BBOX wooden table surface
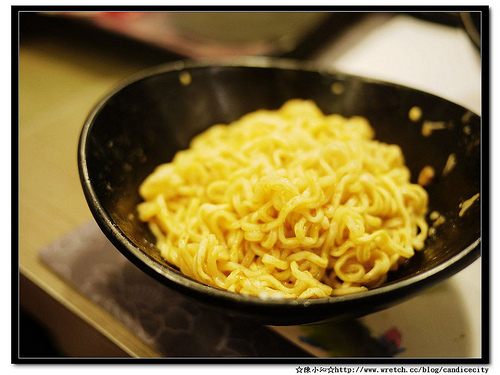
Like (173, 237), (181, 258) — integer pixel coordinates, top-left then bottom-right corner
(18, 14), (178, 357)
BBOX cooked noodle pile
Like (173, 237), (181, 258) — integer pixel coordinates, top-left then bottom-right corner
(137, 99), (429, 298)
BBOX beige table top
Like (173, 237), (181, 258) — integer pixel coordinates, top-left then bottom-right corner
(18, 16), (174, 357)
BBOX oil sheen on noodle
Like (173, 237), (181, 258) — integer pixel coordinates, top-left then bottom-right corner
(137, 100), (429, 299)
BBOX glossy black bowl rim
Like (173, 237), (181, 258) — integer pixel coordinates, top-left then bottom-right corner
(78, 57), (481, 312)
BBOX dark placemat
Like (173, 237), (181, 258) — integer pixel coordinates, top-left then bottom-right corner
(38, 220), (311, 358)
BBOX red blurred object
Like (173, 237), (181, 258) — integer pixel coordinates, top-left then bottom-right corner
(381, 327), (403, 349)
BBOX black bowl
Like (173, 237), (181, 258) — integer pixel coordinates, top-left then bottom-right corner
(78, 58), (481, 325)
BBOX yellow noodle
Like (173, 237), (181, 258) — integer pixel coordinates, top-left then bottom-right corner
(137, 99), (429, 299)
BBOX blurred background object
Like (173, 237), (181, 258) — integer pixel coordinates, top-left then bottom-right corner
(23, 11), (365, 59)
(24, 11), (482, 59)
(460, 12), (481, 48)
